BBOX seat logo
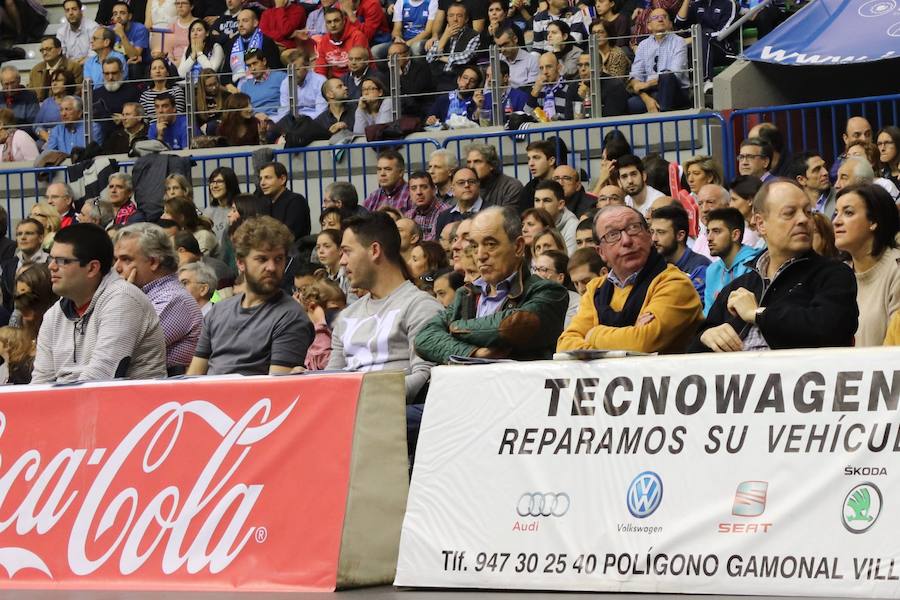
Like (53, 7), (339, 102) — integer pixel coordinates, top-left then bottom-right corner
(732, 481), (768, 517)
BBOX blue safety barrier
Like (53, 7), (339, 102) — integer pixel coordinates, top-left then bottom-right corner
(724, 93), (900, 180)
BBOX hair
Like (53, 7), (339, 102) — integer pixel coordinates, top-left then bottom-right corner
(842, 156), (875, 183)
(376, 206), (403, 221)
(445, 1), (468, 18)
(232, 193), (269, 222)
(329, 181), (359, 211)
(149, 56), (178, 87)
(258, 161), (287, 180)
(810, 212), (839, 259)
(165, 173), (193, 200)
(755, 124), (784, 155)
(31, 201), (61, 233)
(96, 27), (116, 47)
(538, 249), (573, 288)
(218, 92), (259, 146)
(297, 278), (346, 311)
(50, 69), (76, 97)
(751, 177), (806, 216)
(465, 143), (500, 171)
(480, 206), (522, 243)
(41, 35), (62, 48)
(729, 174), (763, 201)
(846, 140), (880, 168)
(154, 92), (176, 108)
(53, 223), (115, 274)
(319, 206), (343, 227)
(526, 139), (557, 160)
(548, 19), (572, 41)
(0, 327), (33, 374)
(376, 149), (405, 169)
(243, 48), (266, 64)
(534, 179), (565, 200)
(616, 154), (644, 173)
(17, 217), (45, 237)
(196, 68), (228, 120)
(207, 166), (240, 207)
(706, 207), (745, 238)
(837, 183), (900, 257)
(115, 223), (179, 273)
(568, 246), (606, 273)
(164, 196), (206, 233)
(784, 151), (821, 182)
(343, 211), (409, 276)
(602, 130), (632, 160)
(531, 227), (567, 255)
(877, 126), (900, 171)
(408, 170), (434, 187)
(178, 261), (218, 300)
(14, 262), (57, 340)
(650, 203), (690, 237)
(323, 5), (344, 18)
(359, 76), (386, 114)
(0, 108), (14, 126)
(62, 95), (83, 115)
(317, 227), (342, 250)
(173, 230), (201, 255)
(642, 153), (670, 195)
(232, 215), (294, 259)
(683, 155), (723, 186)
(183, 19), (214, 62)
(429, 148), (458, 170)
(521, 207), (556, 234)
(575, 217), (595, 234)
(81, 198), (115, 228)
(416, 240), (450, 273)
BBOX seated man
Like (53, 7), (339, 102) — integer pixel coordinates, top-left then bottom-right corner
(558, 205), (703, 353)
(567, 247), (607, 295)
(327, 211), (442, 402)
(147, 93), (193, 150)
(31, 223), (167, 383)
(188, 216), (314, 375)
(626, 8), (689, 114)
(237, 48), (287, 123)
(416, 206), (568, 363)
(533, 180), (578, 254)
(425, 64), (481, 127)
(101, 101), (148, 155)
(45, 95), (103, 155)
(650, 204), (709, 298)
(737, 136), (774, 182)
(703, 206), (759, 315)
(276, 50), (327, 121)
(690, 180), (858, 352)
(526, 52), (570, 121)
(424, 2), (480, 91)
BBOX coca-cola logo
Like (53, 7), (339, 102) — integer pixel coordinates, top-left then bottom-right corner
(0, 397), (297, 579)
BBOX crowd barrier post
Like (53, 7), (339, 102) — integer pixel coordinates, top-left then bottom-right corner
(588, 34), (604, 119)
(690, 24), (704, 110)
(389, 53), (401, 122)
(82, 78), (94, 145)
(488, 44), (503, 126)
(287, 67), (297, 118)
(185, 76), (196, 150)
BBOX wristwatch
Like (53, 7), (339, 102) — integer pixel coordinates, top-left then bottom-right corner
(754, 307), (766, 321)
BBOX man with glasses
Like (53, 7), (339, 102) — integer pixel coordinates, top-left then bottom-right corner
(32, 223), (167, 383)
(425, 64), (482, 126)
(553, 165), (595, 217)
(494, 26), (537, 87)
(626, 8), (689, 114)
(84, 26), (128, 87)
(435, 166), (485, 236)
(417, 205), (568, 364)
(30, 36), (84, 101)
(736, 137), (774, 182)
(558, 204), (702, 353)
(46, 182), (78, 229)
(92, 58), (142, 139)
(595, 184), (627, 209)
(0, 67), (39, 128)
(564, 49), (627, 119)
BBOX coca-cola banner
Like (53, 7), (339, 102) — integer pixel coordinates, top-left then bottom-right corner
(0, 372), (409, 591)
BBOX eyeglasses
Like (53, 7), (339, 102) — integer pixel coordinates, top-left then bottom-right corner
(737, 153), (763, 161)
(554, 175), (576, 182)
(49, 255), (82, 266)
(877, 141), (896, 147)
(454, 178), (479, 186)
(40, 47), (55, 53)
(597, 194), (622, 202)
(208, 178), (225, 184)
(599, 221), (646, 244)
(531, 265), (556, 275)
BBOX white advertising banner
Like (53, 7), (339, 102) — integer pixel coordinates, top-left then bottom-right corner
(396, 348), (900, 596)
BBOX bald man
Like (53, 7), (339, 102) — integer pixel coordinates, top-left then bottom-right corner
(527, 52), (570, 120)
(693, 183), (730, 259)
(553, 165), (597, 217)
(227, 8), (283, 83)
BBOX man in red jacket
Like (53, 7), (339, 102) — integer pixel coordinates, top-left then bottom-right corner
(314, 7), (369, 78)
(340, 0), (390, 44)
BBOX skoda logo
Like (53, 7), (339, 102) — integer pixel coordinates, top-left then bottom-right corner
(516, 492), (571, 517)
(627, 471), (663, 518)
(842, 482), (882, 534)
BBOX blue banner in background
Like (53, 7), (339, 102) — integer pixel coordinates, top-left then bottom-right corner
(743, 0), (900, 65)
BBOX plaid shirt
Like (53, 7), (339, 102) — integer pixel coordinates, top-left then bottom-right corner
(630, 31), (689, 87)
(405, 200), (450, 241)
(364, 181), (412, 212)
(142, 273), (202, 368)
(426, 27), (480, 73)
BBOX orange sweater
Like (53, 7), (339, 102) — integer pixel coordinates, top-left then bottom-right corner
(557, 264), (703, 354)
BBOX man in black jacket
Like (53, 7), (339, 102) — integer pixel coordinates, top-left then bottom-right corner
(690, 179), (858, 352)
(257, 161), (311, 241)
(387, 41), (435, 120)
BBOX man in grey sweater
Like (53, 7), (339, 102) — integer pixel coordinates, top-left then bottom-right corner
(326, 211), (442, 403)
(32, 224), (167, 383)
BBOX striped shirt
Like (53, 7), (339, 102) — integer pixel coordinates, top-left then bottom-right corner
(139, 86), (187, 121)
(142, 273), (202, 369)
(426, 27), (480, 73)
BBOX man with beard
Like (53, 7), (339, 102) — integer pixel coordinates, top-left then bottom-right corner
(56, 0), (99, 62)
(93, 58), (141, 139)
(188, 216), (314, 375)
(314, 7), (368, 79)
(227, 9), (283, 84)
(617, 154), (665, 217)
(425, 64), (481, 126)
(110, 2), (150, 69)
(650, 203), (709, 298)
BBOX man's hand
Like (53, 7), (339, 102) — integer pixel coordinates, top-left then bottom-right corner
(472, 347), (509, 359)
(425, 37), (438, 51)
(641, 93), (660, 113)
(727, 287), (759, 323)
(157, 119), (168, 138)
(472, 89), (484, 109)
(577, 82), (589, 100)
(224, 83), (240, 94)
(700, 323), (743, 352)
(203, 15), (217, 25)
(292, 29), (309, 41)
(636, 311), (655, 326)
(113, 22), (126, 38)
(329, 121), (348, 133)
(425, 115), (439, 126)
(112, 112), (123, 125)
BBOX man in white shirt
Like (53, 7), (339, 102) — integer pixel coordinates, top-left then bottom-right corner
(56, 0), (99, 63)
(275, 50), (327, 121)
(618, 154), (665, 216)
(494, 26), (538, 87)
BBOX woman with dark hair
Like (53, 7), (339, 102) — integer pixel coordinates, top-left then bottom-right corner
(214, 93), (261, 146)
(178, 19), (225, 82)
(728, 174), (763, 248)
(546, 20), (582, 78)
(810, 213), (838, 259)
(12, 262), (57, 342)
(521, 208), (556, 247)
(205, 166), (240, 243)
(876, 126), (900, 187)
(589, 19), (632, 79)
(163, 195), (219, 256)
(407, 240), (449, 293)
(594, 0), (630, 44)
(353, 77), (393, 134)
(34, 70), (75, 144)
(140, 57), (186, 120)
(196, 69), (230, 129)
(480, 0), (525, 48)
(530, 248), (580, 326)
(592, 130), (634, 193)
(227, 193), (270, 235)
(532, 228), (568, 257)
(833, 183), (900, 346)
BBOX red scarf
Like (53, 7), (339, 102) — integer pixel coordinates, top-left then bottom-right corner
(114, 201), (137, 226)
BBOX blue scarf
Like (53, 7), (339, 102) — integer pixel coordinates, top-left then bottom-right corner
(446, 91), (472, 120)
(229, 27), (263, 80)
(541, 78), (565, 118)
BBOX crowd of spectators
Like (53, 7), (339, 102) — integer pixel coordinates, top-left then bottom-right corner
(0, 112), (897, 459)
(0, 0), (803, 163)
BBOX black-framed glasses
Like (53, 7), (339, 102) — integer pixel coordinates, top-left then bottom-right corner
(49, 255), (82, 266)
(737, 153), (763, 161)
(599, 222), (646, 245)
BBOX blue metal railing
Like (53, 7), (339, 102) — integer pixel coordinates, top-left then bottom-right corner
(724, 92), (900, 180)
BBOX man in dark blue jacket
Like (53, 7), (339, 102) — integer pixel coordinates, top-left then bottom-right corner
(675, 0), (738, 87)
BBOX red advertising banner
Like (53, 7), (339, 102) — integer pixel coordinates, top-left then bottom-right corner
(0, 372), (409, 592)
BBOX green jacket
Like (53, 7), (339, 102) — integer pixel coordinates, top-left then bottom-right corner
(415, 265), (568, 364)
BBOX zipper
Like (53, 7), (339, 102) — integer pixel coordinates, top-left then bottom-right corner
(738, 255), (809, 338)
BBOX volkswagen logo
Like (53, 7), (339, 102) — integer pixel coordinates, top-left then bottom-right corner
(516, 492), (571, 517)
(627, 471), (663, 518)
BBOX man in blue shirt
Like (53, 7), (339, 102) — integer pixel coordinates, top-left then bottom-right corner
(83, 28), (128, 88)
(111, 2), (150, 69)
(703, 207), (760, 315)
(147, 93), (191, 150)
(650, 203), (710, 298)
(626, 8), (689, 114)
(46, 95), (104, 154)
(238, 49), (286, 120)
(275, 50), (326, 122)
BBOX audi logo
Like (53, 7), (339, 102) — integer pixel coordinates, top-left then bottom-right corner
(516, 492), (571, 517)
